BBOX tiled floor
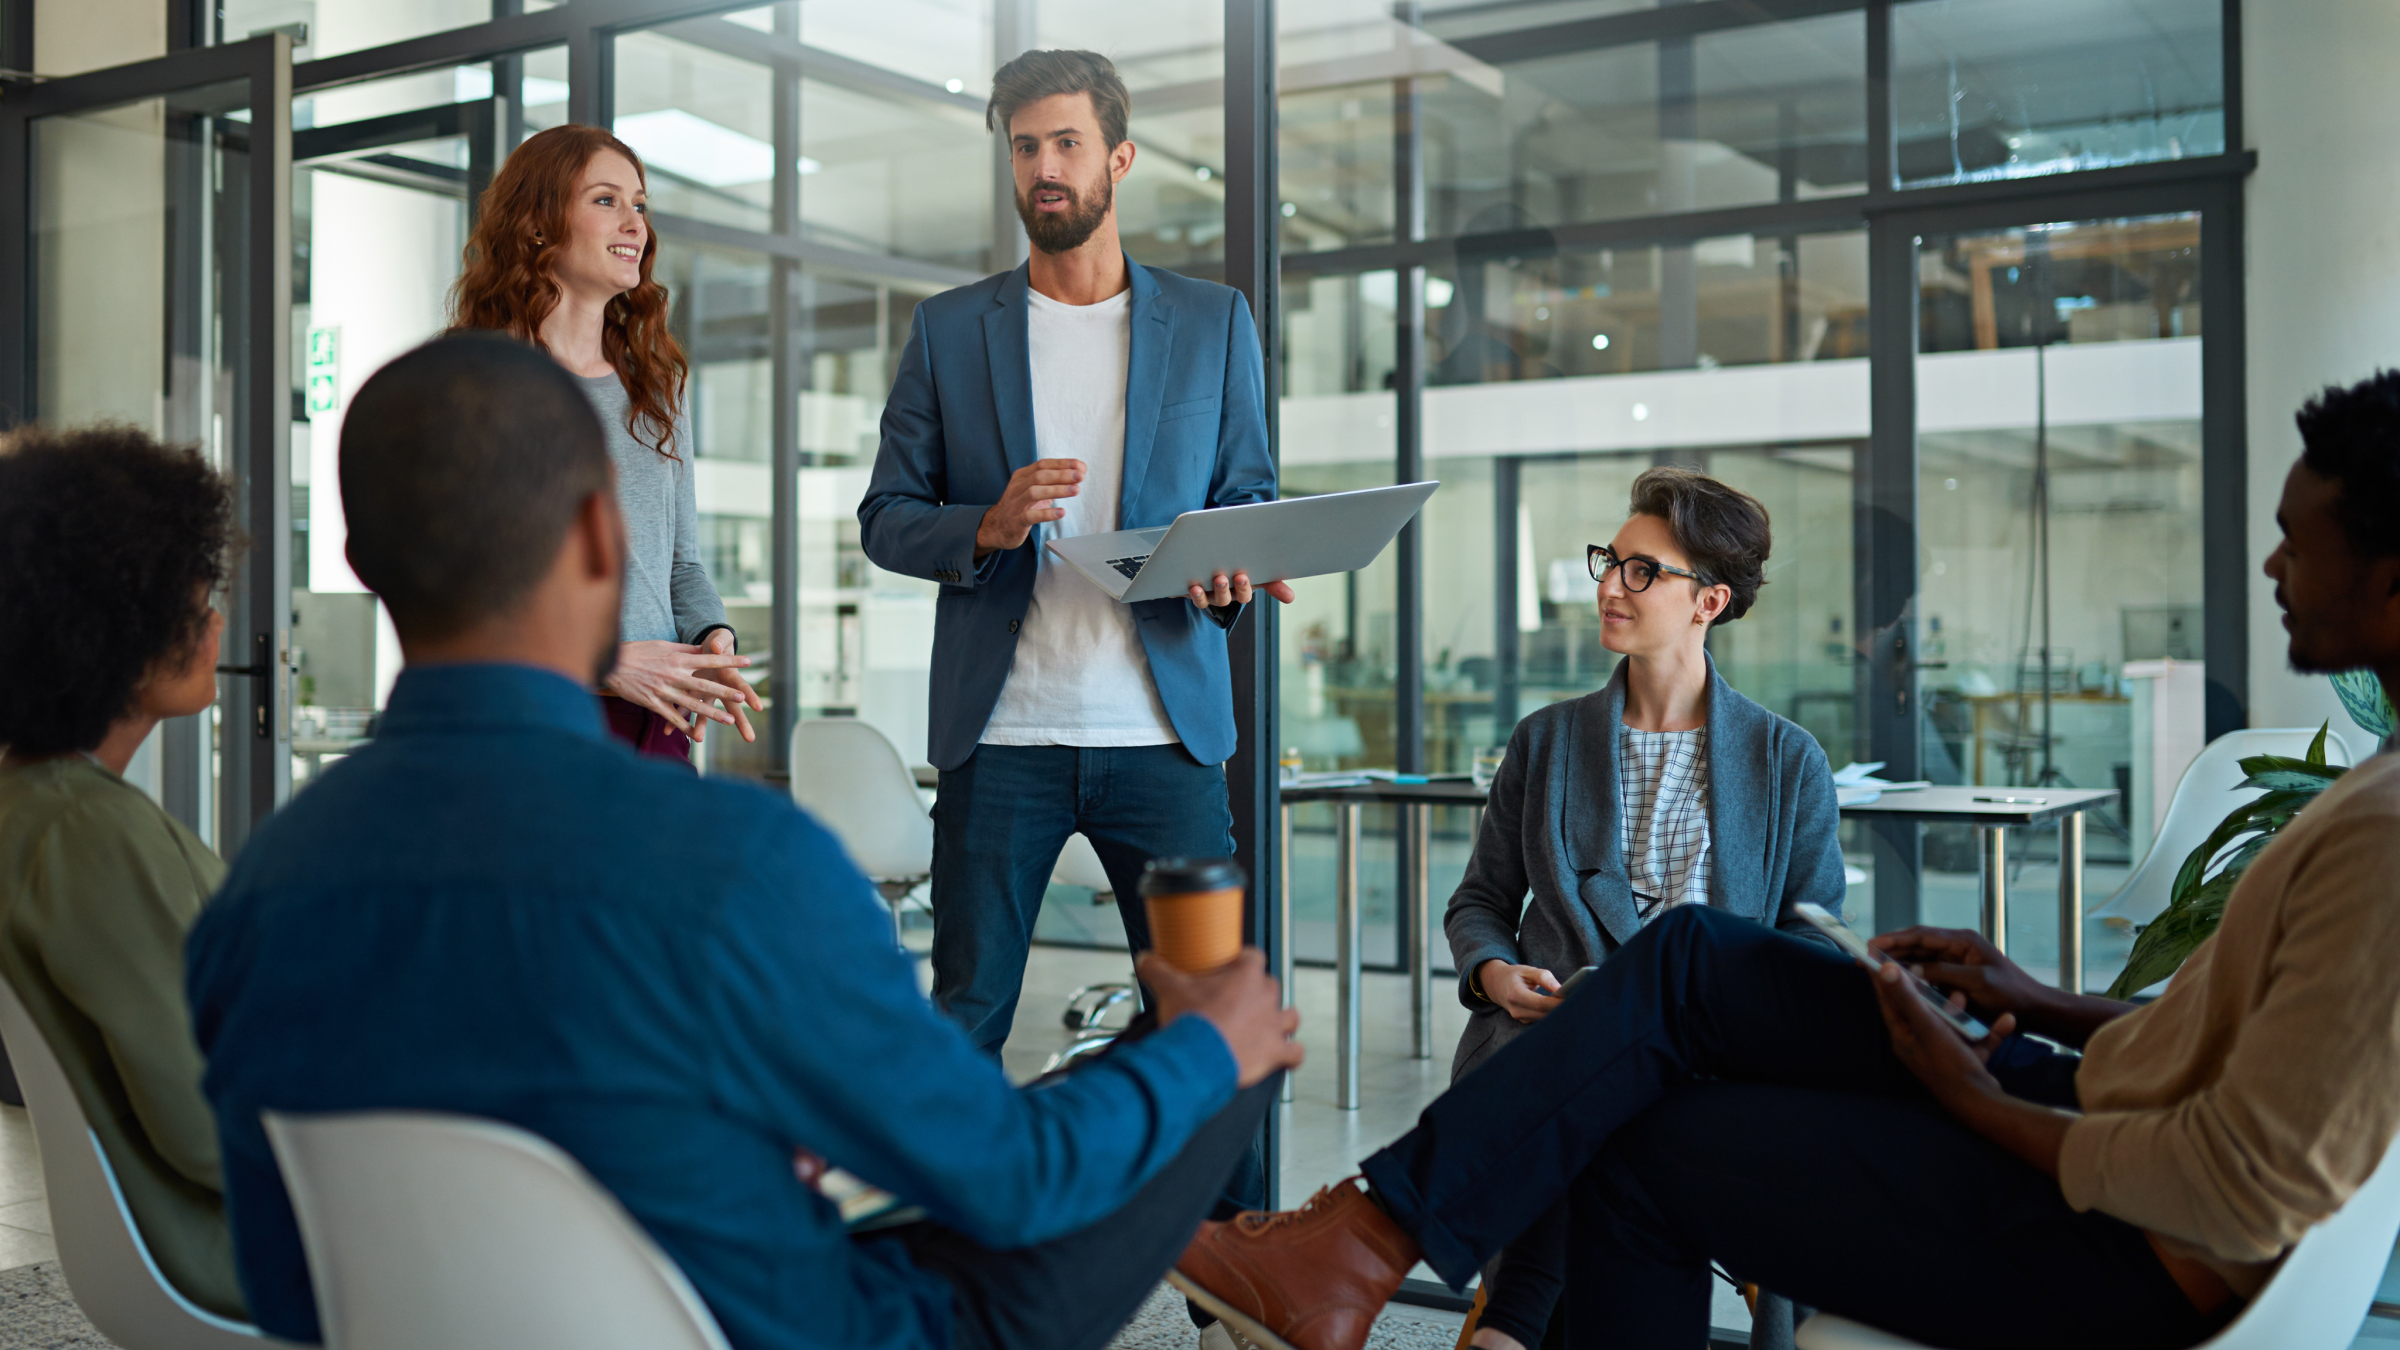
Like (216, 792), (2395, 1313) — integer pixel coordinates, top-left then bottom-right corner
(0, 1107), (56, 1273)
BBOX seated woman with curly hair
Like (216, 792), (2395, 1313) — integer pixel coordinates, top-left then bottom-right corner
(0, 424), (246, 1319)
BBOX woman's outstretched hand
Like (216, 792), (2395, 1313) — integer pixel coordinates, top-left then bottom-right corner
(603, 639), (754, 740)
(690, 628), (763, 743)
(1477, 959), (1564, 1024)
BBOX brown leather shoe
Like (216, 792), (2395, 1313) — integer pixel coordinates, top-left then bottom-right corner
(1168, 1178), (1422, 1350)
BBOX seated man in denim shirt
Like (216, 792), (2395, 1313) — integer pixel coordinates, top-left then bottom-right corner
(187, 333), (1300, 1350)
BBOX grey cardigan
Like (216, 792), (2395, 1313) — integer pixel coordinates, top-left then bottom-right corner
(1444, 656), (1850, 1082)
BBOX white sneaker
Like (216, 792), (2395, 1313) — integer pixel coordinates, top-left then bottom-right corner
(1198, 1320), (1265, 1350)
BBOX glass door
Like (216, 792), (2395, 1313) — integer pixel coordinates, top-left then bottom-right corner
(288, 92), (488, 792)
(1908, 211), (2206, 990)
(2, 36), (294, 852)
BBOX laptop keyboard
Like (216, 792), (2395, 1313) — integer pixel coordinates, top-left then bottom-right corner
(1106, 555), (1150, 580)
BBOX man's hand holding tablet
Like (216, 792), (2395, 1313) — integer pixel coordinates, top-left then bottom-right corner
(1793, 903), (1990, 1040)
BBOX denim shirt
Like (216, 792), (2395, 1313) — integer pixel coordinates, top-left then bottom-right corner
(187, 663), (1236, 1349)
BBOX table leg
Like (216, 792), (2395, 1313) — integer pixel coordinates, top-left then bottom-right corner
(1337, 802), (1361, 1111)
(1979, 824), (2009, 954)
(2057, 811), (2085, 994)
(1410, 803), (1432, 1060)
(1279, 802), (1294, 1105)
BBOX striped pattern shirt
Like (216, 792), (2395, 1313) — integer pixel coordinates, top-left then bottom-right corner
(1618, 722), (1712, 922)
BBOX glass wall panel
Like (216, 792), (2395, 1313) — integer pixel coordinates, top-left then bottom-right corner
(797, 79), (992, 271)
(32, 82), (252, 841)
(794, 270), (948, 765)
(1277, 6), (1865, 252)
(290, 114), (472, 791)
(1423, 228), (1867, 381)
(659, 241), (776, 775)
(614, 28), (776, 233)
(220, 0), (490, 61)
(1913, 214), (2206, 992)
(1894, 0), (2225, 188)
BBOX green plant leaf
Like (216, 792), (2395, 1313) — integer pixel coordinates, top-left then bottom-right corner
(2169, 788), (2315, 900)
(2113, 849), (2257, 998)
(2239, 768), (2344, 792)
(2332, 673), (2397, 742)
(2236, 753), (2341, 780)
(2309, 721), (2329, 767)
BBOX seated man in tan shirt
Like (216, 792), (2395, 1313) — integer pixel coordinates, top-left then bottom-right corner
(1171, 369), (2400, 1350)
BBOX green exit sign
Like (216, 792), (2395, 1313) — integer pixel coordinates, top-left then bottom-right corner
(305, 326), (340, 414)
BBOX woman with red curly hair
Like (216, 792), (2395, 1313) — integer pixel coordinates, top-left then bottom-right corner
(451, 123), (762, 765)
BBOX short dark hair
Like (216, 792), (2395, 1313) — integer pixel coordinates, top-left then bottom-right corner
(340, 334), (610, 642)
(987, 49), (1131, 149)
(0, 425), (236, 757)
(1627, 465), (1773, 625)
(2295, 370), (2400, 560)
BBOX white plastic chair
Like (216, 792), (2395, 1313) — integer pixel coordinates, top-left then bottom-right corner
(2094, 727), (2358, 931)
(261, 1110), (731, 1350)
(0, 974), (286, 1348)
(790, 718), (935, 945)
(1797, 1130), (2400, 1350)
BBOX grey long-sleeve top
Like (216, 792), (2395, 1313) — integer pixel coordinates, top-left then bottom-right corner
(1444, 656), (1850, 1082)
(580, 372), (730, 645)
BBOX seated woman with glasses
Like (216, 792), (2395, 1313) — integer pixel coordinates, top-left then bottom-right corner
(1449, 466), (1848, 1350)
(0, 425), (248, 1319)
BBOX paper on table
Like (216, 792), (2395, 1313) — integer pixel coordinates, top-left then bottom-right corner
(1832, 762), (1933, 807)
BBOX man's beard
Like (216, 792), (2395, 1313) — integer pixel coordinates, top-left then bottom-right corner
(1017, 171), (1112, 255)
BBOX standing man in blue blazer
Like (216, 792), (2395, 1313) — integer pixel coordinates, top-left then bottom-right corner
(858, 49), (1293, 1059)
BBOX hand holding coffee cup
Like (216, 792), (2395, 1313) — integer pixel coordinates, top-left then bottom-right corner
(1138, 857), (1248, 973)
(1138, 948), (1302, 1087)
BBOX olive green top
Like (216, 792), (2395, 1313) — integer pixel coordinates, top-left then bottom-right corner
(0, 755), (245, 1318)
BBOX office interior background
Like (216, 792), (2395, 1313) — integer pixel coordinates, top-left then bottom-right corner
(6, 0), (2400, 1335)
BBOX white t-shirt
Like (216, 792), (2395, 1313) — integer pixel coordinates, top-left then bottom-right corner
(980, 287), (1180, 747)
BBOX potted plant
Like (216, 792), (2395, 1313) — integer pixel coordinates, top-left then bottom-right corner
(2108, 670), (2397, 998)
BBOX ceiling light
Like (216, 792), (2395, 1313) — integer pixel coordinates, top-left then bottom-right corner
(1631, 403), (1649, 421)
(613, 109), (772, 187)
(1280, 202), (1297, 217)
(1591, 333), (1611, 350)
(1195, 166), (1213, 181)
(945, 78), (965, 94)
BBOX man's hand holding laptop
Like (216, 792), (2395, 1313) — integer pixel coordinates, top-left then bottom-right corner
(1186, 570), (1296, 608)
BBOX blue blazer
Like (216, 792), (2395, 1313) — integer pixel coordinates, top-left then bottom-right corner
(857, 258), (1275, 769)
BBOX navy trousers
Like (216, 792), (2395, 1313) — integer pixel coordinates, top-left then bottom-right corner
(930, 742), (1262, 1217)
(1362, 906), (2231, 1350)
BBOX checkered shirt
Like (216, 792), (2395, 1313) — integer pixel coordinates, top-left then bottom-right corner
(1618, 722), (1712, 923)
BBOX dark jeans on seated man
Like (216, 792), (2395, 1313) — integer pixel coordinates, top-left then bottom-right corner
(894, 1030), (1276, 1350)
(1361, 906), (2224, 1350)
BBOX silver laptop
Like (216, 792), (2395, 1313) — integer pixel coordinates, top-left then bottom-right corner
(1047, 481), (1438, 603)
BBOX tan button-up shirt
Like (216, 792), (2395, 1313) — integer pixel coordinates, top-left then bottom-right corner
(2063, 749), (2400, 1297)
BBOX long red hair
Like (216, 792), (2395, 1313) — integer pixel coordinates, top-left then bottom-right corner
(450, 124), (688, 459)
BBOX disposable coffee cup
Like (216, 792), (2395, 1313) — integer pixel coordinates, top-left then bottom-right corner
(1139, 857), (1248, 973)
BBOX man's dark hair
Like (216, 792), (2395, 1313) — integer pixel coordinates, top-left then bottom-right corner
(987, 49), (1131, 149)
(0, 425), (237, 757)
(1627, 465), (1773, 625)
(2295, 370), (2400, 560)
(341, 333), (610, 641)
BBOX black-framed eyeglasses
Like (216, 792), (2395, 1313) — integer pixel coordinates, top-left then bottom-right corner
(1588, 545), (1708, 592)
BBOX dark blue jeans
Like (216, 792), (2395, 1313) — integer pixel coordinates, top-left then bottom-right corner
(931, 742), (1233, 1050)
(930, 742), (1261, 1222)
(1362, 906), (2231, 1350)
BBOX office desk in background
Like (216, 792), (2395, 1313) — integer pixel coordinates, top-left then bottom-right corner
(1840, 786), (2119, 995)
